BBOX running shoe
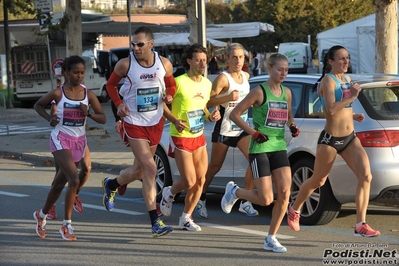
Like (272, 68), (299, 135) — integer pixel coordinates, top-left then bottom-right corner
(156, 203), (163, 217)
(73, 196), (83, 213)
(152, 218), (173, 237)
(117, 170), (127, 196)
(264, 237), (287, 253)
(221, 181), (239, 214)
(102, 177), (117, 211)
(59, 224), (77, 241)
(287, 203), (301, 232)
(47, 205), (57, 220)
(195, 199), (208, 218)
(239, 201), (259, 216)
(179, 216), (202, 231)
(33, 210), (46, 238)
(160, 186), (174, 217)
(354, 223), (381, 237)
(118, 184), (128, 196)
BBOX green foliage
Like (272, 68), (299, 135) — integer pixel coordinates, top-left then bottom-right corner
(0, 0), (36, 20)
(229, 0), (375, 54)
(1, 0), (376, 56)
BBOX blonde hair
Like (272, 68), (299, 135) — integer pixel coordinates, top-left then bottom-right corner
(267, 53), (288, 67)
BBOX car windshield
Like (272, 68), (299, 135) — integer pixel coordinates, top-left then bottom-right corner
(353, 75), (399, 120)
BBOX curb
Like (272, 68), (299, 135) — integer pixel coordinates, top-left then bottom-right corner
(0, 150), (126, 174)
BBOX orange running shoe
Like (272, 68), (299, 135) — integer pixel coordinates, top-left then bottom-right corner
(33, 210), (46, 238)
(287, 203), (301, 232)
(354, 223), (381, 237)
(118, 184), (128, 196)
(156, 203), (163, 217)
(73, 196), (83, 213)
(59, 224), (77, 241)
(47, 205), (57, 220)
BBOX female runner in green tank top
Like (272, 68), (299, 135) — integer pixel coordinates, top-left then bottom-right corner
(227, 53), (299, 253)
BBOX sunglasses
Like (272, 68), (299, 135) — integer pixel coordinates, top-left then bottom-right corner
(131, 40), (153, 48)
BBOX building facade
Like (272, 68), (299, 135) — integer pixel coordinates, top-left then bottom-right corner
(52, 0), (171, 10)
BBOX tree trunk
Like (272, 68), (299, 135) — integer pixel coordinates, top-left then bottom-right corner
(375, 0), (398, 73)
(65, 0), (82, 57)
(186, 0), (198, 44)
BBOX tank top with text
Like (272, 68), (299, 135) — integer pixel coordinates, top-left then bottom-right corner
(170, 74), (212, 138)
(119, 51), (166, 126)
(216, 71), (250, 137)
(249, 83), (288, 153)
(52, 85), (88, 138)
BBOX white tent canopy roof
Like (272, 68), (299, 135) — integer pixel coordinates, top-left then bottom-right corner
(206, 22), (274, 39)
(154, 32), (227, 47)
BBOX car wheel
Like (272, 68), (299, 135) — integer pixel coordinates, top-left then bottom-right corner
(98, 86), (110, 103)
(154, 146), (172, 202)
(290, 157), (341, 225)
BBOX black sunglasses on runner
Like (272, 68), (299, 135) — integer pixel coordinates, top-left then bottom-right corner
(131, 40), (152, 48)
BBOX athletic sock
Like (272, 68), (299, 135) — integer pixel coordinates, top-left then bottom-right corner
(200, 193), (206, 201)
(108, 178), (120, 191)
(356, 221), (366, 228)
(63, 219), (72, 226)
(182, 212), (191, 220)
(39, 209), (47, 218)
(149, 210), (158, 226)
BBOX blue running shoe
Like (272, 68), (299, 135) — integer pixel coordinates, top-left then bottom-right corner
(152, 218), (173, 237)
(239, 201), (259, 216)
(102, 177), (117, 211)
(264, 237), (287, 253)
(221, 181), (239, 214)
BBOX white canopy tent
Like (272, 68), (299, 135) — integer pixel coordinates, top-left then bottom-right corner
(316, 14), (375, 73)
(206, 22), (274, 39)
(154, 32), (227, 47)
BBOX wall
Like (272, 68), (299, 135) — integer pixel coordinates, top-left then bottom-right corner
(99, 14), (187, 51)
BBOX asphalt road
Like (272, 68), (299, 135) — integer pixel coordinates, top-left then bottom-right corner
(0, 155), (398, 266)
(0, 103), (398, 266)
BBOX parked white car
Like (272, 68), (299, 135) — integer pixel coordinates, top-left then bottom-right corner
(153, 74), (399, 225)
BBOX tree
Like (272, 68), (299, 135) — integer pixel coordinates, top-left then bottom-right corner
(65, 0), (82, 56)
(375, 0), (398, 73)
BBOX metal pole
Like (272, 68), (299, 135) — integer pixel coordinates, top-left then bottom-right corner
(3, 0), (13, 108)
(197, 0), (207, 76)
(46, 35), (55, 91)
(197, 0), (206, 48)
(127, 0), (132, 53)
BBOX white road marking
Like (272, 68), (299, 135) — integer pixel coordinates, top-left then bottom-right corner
(0, 191), (29, 197)
(198, 222), (296, 239)
(82, 203), (145, 215)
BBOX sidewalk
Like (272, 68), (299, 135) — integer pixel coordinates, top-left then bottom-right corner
(0, 108), (134, 173)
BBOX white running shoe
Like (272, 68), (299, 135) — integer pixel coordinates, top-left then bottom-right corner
(264, 237), (287, 253)
(195, 200), (208, 218)
(160, 186), (174, 217)
(239, 201), (259, 216)
(179, 216), (202, 232)
(221, 181), (239, 214)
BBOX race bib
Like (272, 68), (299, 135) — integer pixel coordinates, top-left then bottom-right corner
(62, 102), (85, 127)
(187, 109), (205, 134)
(137, 87), (159, 112)
(231, 110), (248, 131)
(340, 82), (352, 108)
(265, 100), (288, 129)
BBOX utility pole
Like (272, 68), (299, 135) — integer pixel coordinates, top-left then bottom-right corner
(3, 0), (13, 108)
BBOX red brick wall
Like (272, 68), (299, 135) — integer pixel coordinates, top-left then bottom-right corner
(101, 14), (187, 50)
